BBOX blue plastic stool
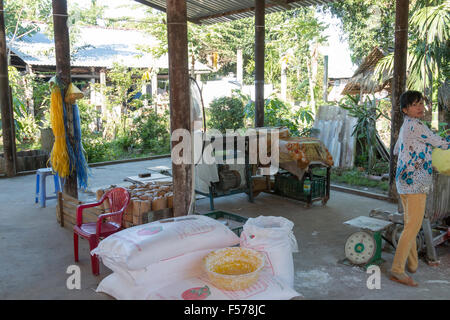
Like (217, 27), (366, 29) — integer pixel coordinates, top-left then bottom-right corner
(35, 168), (63, 208)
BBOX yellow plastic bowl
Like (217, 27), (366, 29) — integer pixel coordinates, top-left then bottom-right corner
(203, 247), (265, 291)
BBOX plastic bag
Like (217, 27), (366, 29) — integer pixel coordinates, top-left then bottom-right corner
(432, 148), (450, 176)
(240, 216), (298, 288)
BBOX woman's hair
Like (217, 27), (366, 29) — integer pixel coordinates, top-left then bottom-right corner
(400, 90), (423, 110)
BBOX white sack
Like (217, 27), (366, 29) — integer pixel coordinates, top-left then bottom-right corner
(240, 216), (298, 288)
(146, 270), (302, 300)
(96, 272), (148, 300)
(97, 270), (301, 300)
(91, 215), (239, 270)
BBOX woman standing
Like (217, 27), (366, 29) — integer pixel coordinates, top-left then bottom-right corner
(390, 90), (450, 287)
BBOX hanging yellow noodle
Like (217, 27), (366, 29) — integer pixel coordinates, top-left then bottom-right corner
(49, 84), (70, 178)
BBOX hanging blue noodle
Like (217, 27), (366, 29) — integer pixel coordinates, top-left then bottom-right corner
(72, 103), (90, 190)
(61, 89), (76, 173)
(61, 89), (90, 190)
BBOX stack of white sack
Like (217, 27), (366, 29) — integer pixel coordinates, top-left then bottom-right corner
(95, 214), (302, 300)
(93, 215), (240, 299)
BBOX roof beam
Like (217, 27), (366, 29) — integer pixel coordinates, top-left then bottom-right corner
(135, 0), (339, 24)
(270, 0), (291, 9)
(192, 3), (279, 24)
(134, 0), (199, 24)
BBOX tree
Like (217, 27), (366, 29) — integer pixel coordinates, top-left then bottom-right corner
(104, 63), (145, 134)
(69, 0), (106, 26)
(324, 0), (395, 65)
(267, 9), (327, 110)
(374, 0), (449, 122)
(4, 0), (52, 62)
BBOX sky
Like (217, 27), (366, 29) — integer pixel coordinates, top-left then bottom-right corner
(75, 0), (356, 79)
(316, 11), (356, 78)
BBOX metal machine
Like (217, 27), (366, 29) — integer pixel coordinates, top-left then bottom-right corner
(190, 78), (255, 211)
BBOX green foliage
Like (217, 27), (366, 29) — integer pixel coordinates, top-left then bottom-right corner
(77, 100), (106, 163)
(4, 0), (52, 39)
(131, 108), (171, 155)
(208, 96), (245, 133)
(15, 113), (40, 142)
(371, 160), (390, 176)
(374, 1), (449, 110)
(81, 137), (109, 163)
(77, 100), (171, 162)
(240, 91), (315, 137)
(2, 66), (41, 143)
(69, 1), (106, 26)
(131, 6), (327, 106)
(324, 0), (395, 65)
(105, 63), (145, 117)
(331, 168), (389, 192)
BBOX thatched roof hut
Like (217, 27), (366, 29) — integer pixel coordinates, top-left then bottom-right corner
(341, 47), (392, 96)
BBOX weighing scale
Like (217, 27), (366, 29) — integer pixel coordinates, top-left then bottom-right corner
(341, 216), (393, 269)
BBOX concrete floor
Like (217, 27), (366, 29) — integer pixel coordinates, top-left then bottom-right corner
(0, 157), (449, 300)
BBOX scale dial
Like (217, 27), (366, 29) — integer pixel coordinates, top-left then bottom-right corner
(345, 231), (376, 265)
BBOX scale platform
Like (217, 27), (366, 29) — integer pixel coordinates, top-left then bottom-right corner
(340, 216), (393, 270)
(344, 216), (393, 232)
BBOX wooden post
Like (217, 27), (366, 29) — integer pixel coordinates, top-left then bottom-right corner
(151, 73), (158, 98)
(281, 58), (287, 101)
(323, 55), (328, 103)
(237, 48), (243, 85)
(52, 0), (77, 198)
(0, 0), (16, 177)
(99, 68), (106, 118)
(166, 0), (191, 217)
(389, 0), (409, 200)
(254, 0), (265, 128)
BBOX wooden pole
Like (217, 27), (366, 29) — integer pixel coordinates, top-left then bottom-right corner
(237, 48), (243, 85)
(166, 0), (191, 217)
(389, 0), (409, 200)
(281, 58), (287, 101)
(0, 0), (16, 177)
(52, 0), (77, 198)
(323, 55), (328, 103)
(255, 0), (265, 128)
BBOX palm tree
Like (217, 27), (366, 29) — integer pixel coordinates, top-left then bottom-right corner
(374, 0), (449, 118)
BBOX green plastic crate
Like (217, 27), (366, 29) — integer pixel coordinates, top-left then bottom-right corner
(274, 172), (327, 202)
(196, 210), (248, 236)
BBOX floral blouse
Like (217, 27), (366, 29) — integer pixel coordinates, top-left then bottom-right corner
(394, 115), (450, 194)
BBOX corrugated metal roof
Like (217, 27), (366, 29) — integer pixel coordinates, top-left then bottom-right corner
(8, 25), (158, 68)
(7, 25), (212, 71)
(135, 0), (340, 25)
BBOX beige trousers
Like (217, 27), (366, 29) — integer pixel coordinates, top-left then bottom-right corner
(391, 193), (427, 274)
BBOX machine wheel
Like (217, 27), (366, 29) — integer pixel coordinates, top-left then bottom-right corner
(391, 224), (426, 252)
